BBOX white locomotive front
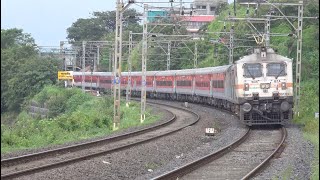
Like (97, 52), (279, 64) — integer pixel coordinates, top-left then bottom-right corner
(234, 47), (293, 125)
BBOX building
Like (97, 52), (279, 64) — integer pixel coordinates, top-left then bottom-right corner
(180, 0), (227, 33)
(146, 0), (227, 34)
(193, 0), (228, 15)
(147, 10), (168, 22)
(181, 15), (215, 33)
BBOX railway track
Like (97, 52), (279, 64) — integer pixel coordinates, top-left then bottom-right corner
(1, 101), (200, 179)
(152, 127), (286, 180)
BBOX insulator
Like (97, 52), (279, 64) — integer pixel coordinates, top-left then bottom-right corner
(246, 8), (249, 15)
(223, 22), (226, 30)
(181, 10), (184, 15)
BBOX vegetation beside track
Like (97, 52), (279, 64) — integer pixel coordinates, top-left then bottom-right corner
(1, 85), (160, 154)
(293, 80), (319, 180)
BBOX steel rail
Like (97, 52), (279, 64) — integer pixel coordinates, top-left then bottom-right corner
(1, 103), (174, 168)
(151, 128), (251, 180)
(1, 101), (200, 179)
(241, 127), (287, 180)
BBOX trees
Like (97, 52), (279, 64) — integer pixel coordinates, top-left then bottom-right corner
(66, 9), (142, 42)
(1, 28), (59, 113)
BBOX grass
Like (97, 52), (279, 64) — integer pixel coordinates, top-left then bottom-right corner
(1, 102), (160, 154)
(1, 86), (161, 154)
(292, 79), (319, 180)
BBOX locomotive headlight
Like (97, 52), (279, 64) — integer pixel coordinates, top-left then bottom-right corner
(281, 82), (287, 90)
(260, 84), (266, 89)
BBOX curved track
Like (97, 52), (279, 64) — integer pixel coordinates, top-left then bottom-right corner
(1, 102), (200, 179)
(152, 127), (286, 180)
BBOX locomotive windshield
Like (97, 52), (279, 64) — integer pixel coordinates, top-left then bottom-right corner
(267, 63), (286, 78)
(243, 63), (262, 79)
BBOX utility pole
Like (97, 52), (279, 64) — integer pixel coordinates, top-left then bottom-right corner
(113, 0), (132, 130)
(194, 41), (198, 68)
(113, 0), (123, 130)
(59, 41), (65, 70)
(265, 11), (271, 47)
(295, 1), (303, 116)
(229, 23), (234, 65)
(109, 48), (113, 72)
(96, 45), (100, 71)
(82, 41), (86, 91)
(126, 31), (133, 107)
(141, 3), (148, 123)
(167, 41), (171, 70)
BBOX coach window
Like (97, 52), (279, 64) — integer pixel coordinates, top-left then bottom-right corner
(177, 81), (192, 86)
(267, 63), (286, 77)
(243, 63), (262, 78)
(156, 81), (172, 86)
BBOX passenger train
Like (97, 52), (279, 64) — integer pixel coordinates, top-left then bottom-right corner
(73, 47), (293, 126)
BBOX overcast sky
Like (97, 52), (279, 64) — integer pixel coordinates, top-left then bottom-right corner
(1, 0), (233, 46)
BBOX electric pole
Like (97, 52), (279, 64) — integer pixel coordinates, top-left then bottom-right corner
(82, 41), (86, 91)
(113, 0), (132, 130)
(141, 3), (148, 123)
(126, 31), (133, 107)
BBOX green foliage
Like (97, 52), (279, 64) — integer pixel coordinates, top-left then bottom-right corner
(67, 9), (141, 42)
(1, 29), (60, 114)
(1, 28), (36, 48)
(1, 86), (159, 154)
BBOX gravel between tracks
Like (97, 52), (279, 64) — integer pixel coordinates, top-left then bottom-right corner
(252, 124), (315, 180)
(7, 100), (315, 180)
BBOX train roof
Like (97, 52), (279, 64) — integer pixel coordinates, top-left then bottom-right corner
(235, 48), (292, 64)
(73, 65), (232, 77)
(73, 72), (112, 76)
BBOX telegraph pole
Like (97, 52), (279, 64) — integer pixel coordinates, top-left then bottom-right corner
(141, 3), (148, 123)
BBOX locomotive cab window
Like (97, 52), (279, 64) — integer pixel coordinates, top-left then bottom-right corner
(243, 63), (262, 78)
(267, 63), (286, 77)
